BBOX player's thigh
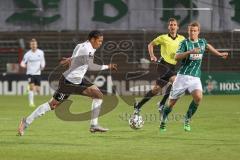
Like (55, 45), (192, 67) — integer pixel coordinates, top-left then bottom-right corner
(29, 83), (35, 90)
(157, 66), (176, 87)
(27, 75), (34, 90)
(188, 77), (203, 104)
(34, 75), (41, 87)
(169, 75), (176, 83)
(169, 75), (188, 99)
(82, 85), (103, 99)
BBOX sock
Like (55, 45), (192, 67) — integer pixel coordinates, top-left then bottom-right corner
(25, 102), (51, 125)
(185, 100), (199, 123)
(161, 105), (172, 123)
(90, 99), (103, 126)
(135, 90), (155, 110)
(159, 85), (172, 106)
(28, 90), (34, 105)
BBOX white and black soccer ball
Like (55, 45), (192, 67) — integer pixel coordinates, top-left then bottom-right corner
(129, 114), (144, 129)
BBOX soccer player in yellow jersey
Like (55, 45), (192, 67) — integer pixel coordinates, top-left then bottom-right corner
(133, 18), (185, 114)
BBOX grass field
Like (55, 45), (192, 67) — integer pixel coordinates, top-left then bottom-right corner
(0, 95), (239, 160)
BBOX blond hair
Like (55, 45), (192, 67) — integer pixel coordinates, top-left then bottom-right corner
(188, 21), (201, 29)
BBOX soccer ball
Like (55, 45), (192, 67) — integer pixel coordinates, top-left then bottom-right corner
(129, 114), (144, 129)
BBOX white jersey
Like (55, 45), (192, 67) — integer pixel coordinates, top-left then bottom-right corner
(63, 41), (108, 84)
(21, 49), (45, 75)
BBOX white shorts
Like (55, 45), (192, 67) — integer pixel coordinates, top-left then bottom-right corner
(170, 74), (202, 99)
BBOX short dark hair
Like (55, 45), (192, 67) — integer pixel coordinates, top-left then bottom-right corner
(88, 30), (103, 40)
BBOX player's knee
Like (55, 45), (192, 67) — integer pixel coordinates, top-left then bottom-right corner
(168, 100), (176, 108)
(194, 96), (202, 105)
(91, 89), (103, 99)
(48, 100), (59, 110)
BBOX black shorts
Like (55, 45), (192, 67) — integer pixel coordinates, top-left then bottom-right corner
(53, 76), (94, 102)
(156, 58), (176, 87)
(27, 75), (41, 86)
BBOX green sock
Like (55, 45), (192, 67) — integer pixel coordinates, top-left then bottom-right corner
(161, 105), (172, 123)
(185, 100), (199, 123)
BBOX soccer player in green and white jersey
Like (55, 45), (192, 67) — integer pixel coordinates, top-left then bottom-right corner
(160, 21), (228, 132)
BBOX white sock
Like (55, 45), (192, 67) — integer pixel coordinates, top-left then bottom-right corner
(90, 99), (103, 126)
(28, 90), (34, 105)
(25, 102), (51, 125)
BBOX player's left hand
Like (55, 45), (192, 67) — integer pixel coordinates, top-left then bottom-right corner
(108, 64), (117, 71)
(221, 52), (228, 59)
(60, 57), (71, 67)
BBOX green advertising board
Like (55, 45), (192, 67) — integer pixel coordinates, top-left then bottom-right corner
(202, 72), (240, 95)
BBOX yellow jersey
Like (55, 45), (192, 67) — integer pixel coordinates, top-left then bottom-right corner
(152, 34), (185, 65)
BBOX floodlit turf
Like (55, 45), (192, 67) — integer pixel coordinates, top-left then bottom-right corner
(0, 95), (239, 160)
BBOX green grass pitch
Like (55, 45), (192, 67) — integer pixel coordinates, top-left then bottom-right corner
(0, 95), (239, 160)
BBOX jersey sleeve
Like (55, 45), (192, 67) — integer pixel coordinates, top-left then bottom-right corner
(152, 35), (164, 45)
(176, 40), (186, 54)
(21, 53), (28, 64)
(20, 53), (28, 67)
(202, 38), (208, 49)
(71, 44), (81, 58)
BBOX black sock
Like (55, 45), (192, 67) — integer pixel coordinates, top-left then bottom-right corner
(135, 90), (155, 110)
(159, 84), (172, 106)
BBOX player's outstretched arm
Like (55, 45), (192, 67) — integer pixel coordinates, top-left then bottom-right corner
(207, 44), (228, 59)
(88, 58), (117, 71)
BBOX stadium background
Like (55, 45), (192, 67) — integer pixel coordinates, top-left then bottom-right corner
(0, 0), (240, 96)
(0, 1), (239, 160)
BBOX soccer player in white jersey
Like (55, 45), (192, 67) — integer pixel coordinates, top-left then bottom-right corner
(18, 30), (117, 136)
(20, 39), (45, 107)
(160, 21), (228, 132)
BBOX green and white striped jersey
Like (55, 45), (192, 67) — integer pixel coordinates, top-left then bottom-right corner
(176, 38), (207, 77)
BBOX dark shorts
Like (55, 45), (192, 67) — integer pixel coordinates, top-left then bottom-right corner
(53, 76), (94, 102)
(156, 58), (176, 87)
(27, 75), (41, 86)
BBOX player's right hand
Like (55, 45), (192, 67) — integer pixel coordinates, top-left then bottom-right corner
(150, 55), (157, 62)
(60, 57), (71, 67)
(108, 64), (117, 71)
(190, 48), (201, 54)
